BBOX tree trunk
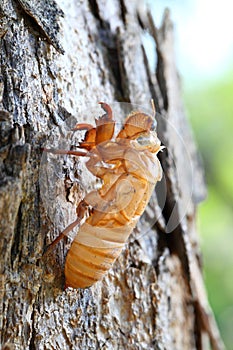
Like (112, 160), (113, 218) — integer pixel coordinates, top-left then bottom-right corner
(0, 1), (225, 349)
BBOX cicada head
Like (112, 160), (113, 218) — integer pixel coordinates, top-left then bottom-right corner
(133, 131), (162, 153)
(117, 108), (162, 153)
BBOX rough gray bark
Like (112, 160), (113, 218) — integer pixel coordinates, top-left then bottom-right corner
(0, 1), (225, 350)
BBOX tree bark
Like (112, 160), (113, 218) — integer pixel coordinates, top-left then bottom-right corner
(0, 1), (225, 349)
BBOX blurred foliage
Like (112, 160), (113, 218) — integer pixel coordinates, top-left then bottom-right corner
(184, 73), (233, 350)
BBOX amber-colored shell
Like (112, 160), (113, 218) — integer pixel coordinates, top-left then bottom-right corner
(64, 104), (163, 288)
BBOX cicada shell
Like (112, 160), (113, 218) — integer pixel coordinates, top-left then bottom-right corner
(46, 102), (163, 288)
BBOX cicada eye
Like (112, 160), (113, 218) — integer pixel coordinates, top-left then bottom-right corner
(151, 119), (157, 131)
(137, 135), (150, 146)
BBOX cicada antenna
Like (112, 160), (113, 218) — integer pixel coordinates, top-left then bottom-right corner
(151, 99), (156, 118)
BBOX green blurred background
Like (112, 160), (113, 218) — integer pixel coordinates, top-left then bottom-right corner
(148, 0), (233, 348)
(185, 74), (233, 350)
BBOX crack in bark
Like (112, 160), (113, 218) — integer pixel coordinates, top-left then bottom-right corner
(139, 10), (169, 111)
(119, 0), (127, 25)
(88, 0), (130, 101)
(10, 200), (23, 268)
(88, 0), (103, 26)
(15, 0), (64, 54)
(141, 44), (161, 113)
(29, 305), (36, 350)
(149, 11), (169, 111)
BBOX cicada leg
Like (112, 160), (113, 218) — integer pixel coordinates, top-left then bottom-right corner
(44, 199), (88, 255)
(95, 102), (115, 145)
(72, 123), (94, 131)
(43, 148), (88, 156)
